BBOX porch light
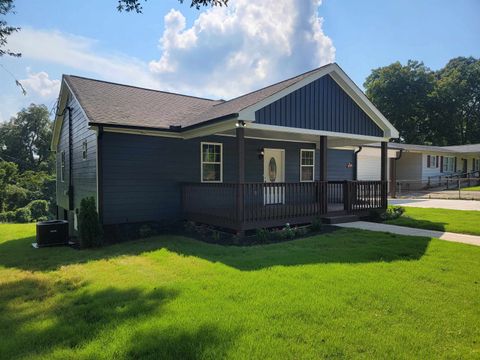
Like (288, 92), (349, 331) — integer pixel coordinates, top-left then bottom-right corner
(258, 148), (264, 159)
(235, 120), (246, 128)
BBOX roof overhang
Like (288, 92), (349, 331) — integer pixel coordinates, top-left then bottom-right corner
(237, 63), (400, 140)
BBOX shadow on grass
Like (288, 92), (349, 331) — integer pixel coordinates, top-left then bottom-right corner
(0, 228), (432, 272)
(0, 278), (183, 359)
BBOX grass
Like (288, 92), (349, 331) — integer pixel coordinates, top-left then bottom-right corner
(1, 223), (479, 359)
(386, 207), (480, 236)
(462, 185), (480, 191)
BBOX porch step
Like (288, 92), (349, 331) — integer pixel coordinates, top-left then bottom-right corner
(323, 214), (359, 225)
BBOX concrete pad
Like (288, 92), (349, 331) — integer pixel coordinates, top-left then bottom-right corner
(389, 198), (480, 211)
(336, 221), (480, 247)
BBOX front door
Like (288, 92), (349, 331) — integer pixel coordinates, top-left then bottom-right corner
(263, 149), (285, 204)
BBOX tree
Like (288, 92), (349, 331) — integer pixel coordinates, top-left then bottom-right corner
(0, 0), (20, 57)
(117, 0), (228, 12)
(364, 60), (435, 144)
(0, 104), (54, 172)
(430, 57), (480, 145)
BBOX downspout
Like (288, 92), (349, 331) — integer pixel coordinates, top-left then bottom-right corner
(97, 125), (104, 225)
(353, 146), (362, 181)
(67, 106), (74, 211)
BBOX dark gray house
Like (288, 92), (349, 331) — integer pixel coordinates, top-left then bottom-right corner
(52, 63), (399, 235)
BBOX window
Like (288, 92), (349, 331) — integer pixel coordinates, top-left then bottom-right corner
(443, 156), (455, 172)
(474, 159), (480, 171)
(300, 149), (315, 182)
(201, 143), (222, 182)
(427, 155), (439, 168)
(60, 151), (66, 182)
(82, 140), (88, 160)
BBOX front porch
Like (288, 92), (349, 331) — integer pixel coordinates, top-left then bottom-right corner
(182, 180), (387, 232)
(181, 122), (389, 232)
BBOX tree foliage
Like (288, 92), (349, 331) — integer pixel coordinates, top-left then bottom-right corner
(0, 0), (20, 57)
(117, 0), (228, 12)
(364, 57), (480, 145)
(79, 197), (103, 248)
(0, 104), (54, 172)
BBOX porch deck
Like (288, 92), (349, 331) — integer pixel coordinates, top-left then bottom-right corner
(182, 181), (387, 232)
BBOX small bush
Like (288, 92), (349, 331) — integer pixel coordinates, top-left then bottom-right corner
(294, 226), (309, 237)
(0, 212), (12, 223)
(28, 200), (49, 220)
(79, 197), (102, 248)
(281, 223), (295, 240)
(14, 207), (32, 223)
(139, 224), (157, 238)
(184, 221), (196, 233)
(369, 206), (405, 222)
(310, 217), (323, 232)
(36, 216), (49, 222)
(255, 228), (270, 243)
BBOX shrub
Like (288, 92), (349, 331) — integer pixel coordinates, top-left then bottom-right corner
(78, 197), (102, 248)
(0, 212), (12, 222)
(281, 223), (295, 240)
(369, 206), (405, 222)
(310, 217), (323, 232)
(255, 228), (270, 243)
(139, 224), (157, 238)
(28, 200), (49, 220)
(294, 226), (309, 237)
(14, 207), (32, 223)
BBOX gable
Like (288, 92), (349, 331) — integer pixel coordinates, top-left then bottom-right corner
(254, 74), (383, 137)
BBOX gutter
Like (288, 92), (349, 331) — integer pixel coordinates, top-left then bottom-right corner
(67, 106), (74, 211)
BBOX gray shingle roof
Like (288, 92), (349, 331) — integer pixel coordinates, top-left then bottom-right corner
(64, 64), (331, 130)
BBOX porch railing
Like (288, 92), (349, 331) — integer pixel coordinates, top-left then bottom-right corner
(182, 181), (386, 231)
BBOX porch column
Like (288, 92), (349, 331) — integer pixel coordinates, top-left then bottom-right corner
(236, 122), (245, 231)
(319, 136), (328, 213)
(381, 141), (388, 208)
(319, 136), (327, 181)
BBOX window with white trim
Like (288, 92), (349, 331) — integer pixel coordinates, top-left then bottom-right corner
(474, 158), (480, 171)
(60, 151), (66, 182)
(82, 140), (88, 160)
(300, 149), (315, 182)
(201, 142), (222, 182)
(443, 156), (455, 172)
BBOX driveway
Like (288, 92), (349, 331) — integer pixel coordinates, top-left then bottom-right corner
(389, 198), (480, 211)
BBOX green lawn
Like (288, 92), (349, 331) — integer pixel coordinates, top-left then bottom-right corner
(386, 207), (480, 236)
(463, 185), (480, 191)
(1, 223), (479, 359)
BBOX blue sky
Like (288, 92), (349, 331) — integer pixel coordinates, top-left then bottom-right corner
(1, 0), (479, 122)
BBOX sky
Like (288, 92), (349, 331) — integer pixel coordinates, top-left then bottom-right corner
(0, 0), (479, 122)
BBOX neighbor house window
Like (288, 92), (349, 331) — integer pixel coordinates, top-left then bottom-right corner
(60, 151), (66, 182)
(443, 157), (455, 172)
(474, 159), (480, 171)
(82, 140), (88, 160)
(427, 155), (438, 168)
(300, 149), (315, 182)
(201, 142), (222, 182)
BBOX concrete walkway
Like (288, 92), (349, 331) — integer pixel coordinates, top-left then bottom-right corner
(336, 221), (480, 247)
(389, 198), (480, 211)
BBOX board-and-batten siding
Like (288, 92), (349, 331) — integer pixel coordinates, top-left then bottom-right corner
(56, 95), (97, 215)
(101, 132), (353, 225)
(255, 74), (383, 137)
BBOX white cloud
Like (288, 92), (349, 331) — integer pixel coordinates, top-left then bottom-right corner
(7, 27), (162, 89)
(20, 70), (60, 98)
(149, 0), (335, 98)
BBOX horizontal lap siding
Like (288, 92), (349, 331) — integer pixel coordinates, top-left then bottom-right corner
(56, 95), (97, 211)
(101, 133), (316, 225)
(255, 74), (383, 137)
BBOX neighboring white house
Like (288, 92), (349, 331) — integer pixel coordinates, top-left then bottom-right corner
(357, 143), (480, 187)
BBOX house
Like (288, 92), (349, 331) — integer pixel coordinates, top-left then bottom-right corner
(357, 143), (480, 192)
(51, 63), (399, 236)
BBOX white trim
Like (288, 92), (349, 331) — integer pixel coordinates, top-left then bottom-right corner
(200, 142), (223, 183)
(299, 149), (315, 182)
(102, 126), (183, 138)
(214, 133), (318, 144)
(237, 63), (399, 139)
(182, 119), (238, 139)
(247, 123), (390, 143)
